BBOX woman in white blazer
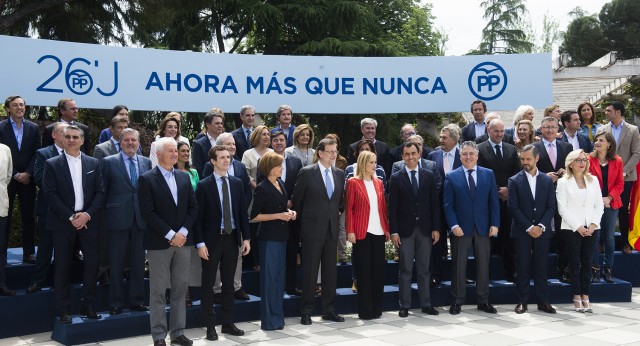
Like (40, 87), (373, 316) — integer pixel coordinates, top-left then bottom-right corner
(556, 149), (604, 313)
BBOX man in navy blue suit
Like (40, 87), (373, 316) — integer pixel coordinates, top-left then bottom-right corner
(508, 144), (557, 314)
(444, 141), (500, 315)
(231, 105), (255, 161)
(560, 110), (593, 153)
(100, 128), (152, 315)
(192, 110), (225, 177)
(270, 105), (296, 148)
(460, 100), (487, 142)
(43, 125), (105, 323)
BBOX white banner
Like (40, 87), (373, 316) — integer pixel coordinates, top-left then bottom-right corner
(0, 35), (553, 114)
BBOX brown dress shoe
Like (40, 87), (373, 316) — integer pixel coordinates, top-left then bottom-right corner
(537, 303), (556, 314)
(515, 304), (527, 314)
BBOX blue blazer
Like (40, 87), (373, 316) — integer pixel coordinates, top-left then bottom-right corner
(34, 145), (59, 215)
(100, 154), (152, 231)
(191, 136), (212, 178)
(427, 148), (462, 179)
(559, 132), (593, 153)
(231, 127), (252, 161)
(203, 159), (252, 209)
(461, 121), (482, 142)
(443, 166), (500, 236)
(388, 167), (440, 237)
(0, 118), (41, 176)
(507, 170), (556, 239)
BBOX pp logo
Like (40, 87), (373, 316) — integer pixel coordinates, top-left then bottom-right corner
(468, 62), (507, 101)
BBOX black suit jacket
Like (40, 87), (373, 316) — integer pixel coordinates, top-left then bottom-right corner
(42, 153), (105, 231)
(0, 118), (41, 176)
(43, 121), (91, 154)
(250, 179), (289, 241)
(203, 159), (252, 209)
(231, 127), (252, 161)
(191, 136), (212, 178)
(507, 170), (556, 239)
(475, 133), (515, 146)
(477, 141), (520, 187)
(533, 140), (573, 173)
(34, 145), (60, 215)
(559, 132), (593, 153)
(138, 167), (199, 250)
(389, 144), (432, 163)
(461, 121), (484, 142)
(194, 174), (250, 247)
(256, 154), (303, 200)
(388, 168), (440, 237)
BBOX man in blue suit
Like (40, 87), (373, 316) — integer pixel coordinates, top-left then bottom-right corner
(444, 141), (500, 315)
(560, 110), (593, 153)
(192, 110), (225, 177)
(43, 125), (105, 323)
(508, 144), (557, 314)
(460, 100), (487, 142)
(231, 105), (255, 161)
(100, 128), (152, 315)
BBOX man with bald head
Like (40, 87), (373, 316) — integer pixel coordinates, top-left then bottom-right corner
(475, 112), (514, 145)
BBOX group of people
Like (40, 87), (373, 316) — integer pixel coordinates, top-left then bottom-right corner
(0, 95), (639, 345)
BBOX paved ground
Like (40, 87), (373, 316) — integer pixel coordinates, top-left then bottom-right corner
(4, 288), (640, 346)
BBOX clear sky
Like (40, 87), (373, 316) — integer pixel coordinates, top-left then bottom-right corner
(425, 0), (611, 56)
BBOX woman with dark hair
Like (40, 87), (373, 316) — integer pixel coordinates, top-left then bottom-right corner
(578, 102), (602, 142)
(98, 105), (129, 144)
(149, 113), (189, 167)
(588, 132), (624, 282)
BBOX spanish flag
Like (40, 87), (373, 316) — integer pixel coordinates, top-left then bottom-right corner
(629, 162), (640, 250)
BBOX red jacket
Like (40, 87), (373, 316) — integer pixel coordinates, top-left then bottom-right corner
(345, 177), (389, 240)
(589, 155), (624, 210)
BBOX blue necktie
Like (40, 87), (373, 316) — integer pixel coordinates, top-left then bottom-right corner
(325, 168), (333, 199)
(128, 157), (137, 188)
(410, 170), (418, 196)
(468, 169), (476, 199)
(115, 142), (121, 152)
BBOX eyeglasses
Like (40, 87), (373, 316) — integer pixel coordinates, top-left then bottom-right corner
(65, 107), (79, 111)
(541, 126), (558, 130)
(574, 158), (588, 163)
(322, 150), (338, 155)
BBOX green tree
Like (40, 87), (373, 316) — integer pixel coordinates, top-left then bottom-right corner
(559, 15), (609, 66)
(599, 0), (640, 60)
(474, 0), (533, 54)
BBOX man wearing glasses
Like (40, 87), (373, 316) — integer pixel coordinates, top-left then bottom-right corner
(42, 98), (91, 154)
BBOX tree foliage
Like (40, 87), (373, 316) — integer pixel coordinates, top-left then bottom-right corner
(599, 0), (640, 60)
(559, 15), (608, 66)
(474, 0), (533, 54)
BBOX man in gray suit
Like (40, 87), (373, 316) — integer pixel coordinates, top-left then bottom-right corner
(99, 128), (152, 315)
(292, 138), (345, 325)
(391, 134), (442, 194)
(93, 115), (128, 160)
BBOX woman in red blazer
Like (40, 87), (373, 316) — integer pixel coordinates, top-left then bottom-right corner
(589, 132), (624, 283)
(345, 150), (390, 320)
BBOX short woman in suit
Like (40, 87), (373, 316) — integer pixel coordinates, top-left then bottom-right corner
(588, 132), (624, 283)
(345, 150), (390, 320)
(556, 149), (604, 312)
(250, 152), (296, 330)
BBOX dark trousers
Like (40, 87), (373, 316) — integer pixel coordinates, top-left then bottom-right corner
(514, 235), (551, 304)
(6, 180), (36, 255)
(300, 231), (337, 315)
(619, 181), (633, 242)
(451, 231), (491, 304)
(567, 230), (595, 296)
(555, 215), (571, 275)
(201, 232), (239, 327)
(285, 220), (301, 291)
(30, 213), (53, 286)
(52, 227), (99, 311)
(109, 223), (145, 308)
(97, 211), (110, 278)
(259, 240), (286, 330)
(0, 217), (7, 286)
(353, 233), (385, 319)
(249, 222), (260, 268)
(498, 201), (516, 278)
(430, 229), (446, 281)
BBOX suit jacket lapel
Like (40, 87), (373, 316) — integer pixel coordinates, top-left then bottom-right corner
(313, 165), (329, 199)
(60, 154), (74, 194)
(117, 154), (134, 188)
(154, 167), (176, 206)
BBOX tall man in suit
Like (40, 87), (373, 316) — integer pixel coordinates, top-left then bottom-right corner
(477, 119), (520, 282)
(347, 118), (390, 174)
(26, 122), (68, 294)
(195, 145), (251, 341)
(600, 102), (640, 252)
(100, 128), (152, 315)
(270, 105), (296, 147)
(461, 100), (487, 142)
(533, 116), (573, 282)
(389, 124), (431, 163)
(391, 134), (442, 193)
(389, 142), (441, 317)
(42, 98), (91, 154)
(0, 143), (13, 296)
(93, 115), (129, 160)
(444, 141), (500, 315)
(508, 144), (557, 314)
(192, 110), (225, 177)
(43, 125), (105, 323)
(293, 138), (345, 325)
(231, 105), (255, 161)
(0, 95), (41, 263)
(560, 110), (593, 153)
(138, 137), (198, 346)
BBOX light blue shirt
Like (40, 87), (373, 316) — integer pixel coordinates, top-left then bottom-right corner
(611, 121), (624, 146)
(157, 165), (188, 240)
(120, 152), (137, 180)
(9, 117), (23, 150)
(474, 122), (486, 138)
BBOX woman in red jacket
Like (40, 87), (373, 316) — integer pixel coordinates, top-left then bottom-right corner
(589, 132), (624, 283)
(345, 150), (390, 320)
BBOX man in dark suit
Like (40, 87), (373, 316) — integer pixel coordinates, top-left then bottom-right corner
(477, 119), (520, 282)
(292, 138), (345, 325)
(26, 122), (68, 294)
(42, 98), (91, 154)
(389, 142), (441, 317)
(389, 124), (431, 163)
(231, 105), (255, 161)
(461, 100), (487, 142)
(533, 116), (573, 282)
(270, 105), (296, 147)
(100, 128), (152, 315)
(347, 118), (390, 174)
(474, 113), (515, 145)
(444, 141), (500, 315)
(508, 144), (557, 314)
(43, 125), (105, 323)
(192, 110), (225, 177)
(0, 96), (41, 263)
(195, 145), (251, 341)
(391, 134), (442, 193)
(560, 110), (593, 153)
(93, 115), (129, 160)
(138, 137), (198, 346)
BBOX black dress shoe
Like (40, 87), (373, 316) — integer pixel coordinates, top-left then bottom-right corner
(23, 254), (36, 264)
(170, 335), (193, 345)
(398, 308), (409, 317)
(515, 304), (527, 314)
(559, 273), (570, 283)
(430, 278), (441, 288)
(286, 288), (303, 296)
(322, 312), (345, 322)
(110, 307), (122, 315)
(206, 327), (218, 341)
(422, 306), (439, 315)
(153, 340), (166, 346)
(537, 303), (556, 314)
(59, 313), (72, 324)
(0, 286), (16, 296)
(450, 304), (461, 315)
(477, 303), (497, 314)
(80, 306), (102, 319)
(221, 323), (245, 336)
(25, 283), (41, 294)
(129, 304), (149, 312)
(301, 314), (312, 325)
(338, 258), (348, 265)
(234, 288), (250, 300)
(97, 272), (110, 287)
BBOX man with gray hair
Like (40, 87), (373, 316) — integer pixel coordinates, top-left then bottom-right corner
(270, 104), (296, 147)
(231, 105), (256, 161)
(389, 124), (432, 163)
(347, 117), (390, 174)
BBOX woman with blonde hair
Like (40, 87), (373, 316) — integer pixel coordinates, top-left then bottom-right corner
(556, 149), (604, 313)
(514, 120), (536, 151)
(506, 105), (534, 138)
(285, 124), (315, 166)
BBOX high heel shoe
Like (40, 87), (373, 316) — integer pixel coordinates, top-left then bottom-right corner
(573, 299), (584, 312)
(582, 300), (593, 313)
